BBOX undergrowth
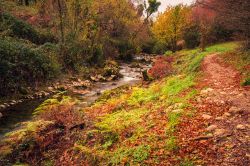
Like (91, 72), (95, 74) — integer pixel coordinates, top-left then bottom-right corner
(0, 42), (240, 165)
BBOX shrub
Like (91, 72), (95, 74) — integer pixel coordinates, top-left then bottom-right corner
(115, 40), (135, 61)
(148, 56), (174, 79)
(183, 24), (200, 49)
(141, 38), (157, 54)
(209, 22), (233, 43)
(0, 37), (60, 96)
(0, 12), (57, 44)
(152, 40), (169, 54)
(242, 78), (250, 86)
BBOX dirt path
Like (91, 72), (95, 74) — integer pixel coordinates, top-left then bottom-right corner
(176, 54), (250, 165)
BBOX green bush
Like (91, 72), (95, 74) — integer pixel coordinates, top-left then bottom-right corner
(242, 78), (250, 86)
(0, 37), (60, 96)
(209, 22), (233, 43)
(183, 24), (200, 49)
(0, 13), (57, 44)
(153, 40), (169, 54)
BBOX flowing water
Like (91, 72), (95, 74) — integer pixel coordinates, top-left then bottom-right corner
(0, 62), (151, 138)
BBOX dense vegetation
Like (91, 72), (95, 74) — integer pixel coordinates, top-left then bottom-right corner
(0, 0), (249, 165)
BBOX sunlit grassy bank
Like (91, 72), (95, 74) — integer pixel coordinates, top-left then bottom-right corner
(0, 42), (240, 165)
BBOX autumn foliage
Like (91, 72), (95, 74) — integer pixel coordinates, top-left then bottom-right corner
(148, 56), (174, 79)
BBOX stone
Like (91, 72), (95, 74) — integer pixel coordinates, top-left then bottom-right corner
(19, 86), (29, 95)
(236, 124), (245, 130)
(237, 93), (245, 97)
(90, 76), (99, 82)
(201, 88), (214, 95)
(196, 97), (202, 103)
(4, 103), (10, 107)
(0, 105), (6, 109)
(171, 109), (183, 114)
(142, 70), (150, 81)
(229, 106), (243, 114)
(214, 129), (227, 137)
(223, 112), (231, 117)
(206, 125), (217, 131)
(215, 116), (224, 121)
(48, 87), (54, 91)
(11, 100), (17, 104)
(202, 114), (212, 120)
(82, 80), (91, 87)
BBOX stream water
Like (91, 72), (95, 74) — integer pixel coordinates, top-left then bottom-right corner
(0, 62), (151, 138)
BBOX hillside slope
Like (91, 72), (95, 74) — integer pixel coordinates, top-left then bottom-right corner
(0, 42), (249, 165)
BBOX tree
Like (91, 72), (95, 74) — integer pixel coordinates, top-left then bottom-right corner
(191, 4), (216, 51)
(145, 0), (161, 21)
(152, 5), (191, 52)
(196, 0), (250, 49)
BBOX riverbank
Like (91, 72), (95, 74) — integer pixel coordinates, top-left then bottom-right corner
(1, 42), (248, 165)
(0, 54), (154, 112)
(0, 55), (153, 137)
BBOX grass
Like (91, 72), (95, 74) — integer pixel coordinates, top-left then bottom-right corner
(166, 111), (182, 134)
(161, 75), (195, 97)
(96, 108), (149, 132)
(127, 87), (159, 106)
(176, 42), (239, 74)
(1, 42), (241, 165)
(180, 159), (195, 166)
(220, 50), (250, 86)
(1, 0), (38, 16)
(165, 136), (178, 151)
(109, 145), (151, 165)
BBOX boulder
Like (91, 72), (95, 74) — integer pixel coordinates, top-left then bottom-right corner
(215, 116), (224, 121)
(200, 88), (214, 95)
(214, 129), (227, 137)
(202, 114), (212, 120)
(19, 86), (29, 95)
(0, 105), (6, 110)
(206, 125), (217, 131)
(223, 112), (231, 117)
(236, 124), (245, 130)
(229, 106), (243, 114)
(48, 87), (54, 91)
(90, 76), (99, 82)
(142, 70), (150, 81)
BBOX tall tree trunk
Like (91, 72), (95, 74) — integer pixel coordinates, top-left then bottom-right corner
(57, 0), (65, 44)
(25, 0), (29, 6)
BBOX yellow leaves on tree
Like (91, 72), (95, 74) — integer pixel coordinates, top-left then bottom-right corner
(152, 5), (191, 52)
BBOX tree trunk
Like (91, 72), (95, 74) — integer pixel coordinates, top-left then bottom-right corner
(25, 0), (29, 6)
(57, 0), (65, 44)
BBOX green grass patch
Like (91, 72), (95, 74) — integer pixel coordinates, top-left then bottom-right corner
(127, 87), (159, 106)
(242, 78), (250, 86)
(165, 50), (173, 56)
(96, 108), (149, 132)
(180, 158), (195, 166)
(165, 136), (178, 151)
(166, 112), (182, 135)
(161, 75), (195, 98)
(176, 42), (239, 74)
(109, 145), (151, 165)
(33, 94), (72, 115)
(220, 50), (250, 86)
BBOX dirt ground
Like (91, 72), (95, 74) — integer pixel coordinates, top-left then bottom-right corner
(176, 54), (250, 165)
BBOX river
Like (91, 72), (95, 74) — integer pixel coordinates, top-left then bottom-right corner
(0, 62), (151, 138)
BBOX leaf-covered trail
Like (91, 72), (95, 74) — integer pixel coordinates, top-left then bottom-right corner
(176, 54), (250, 165)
